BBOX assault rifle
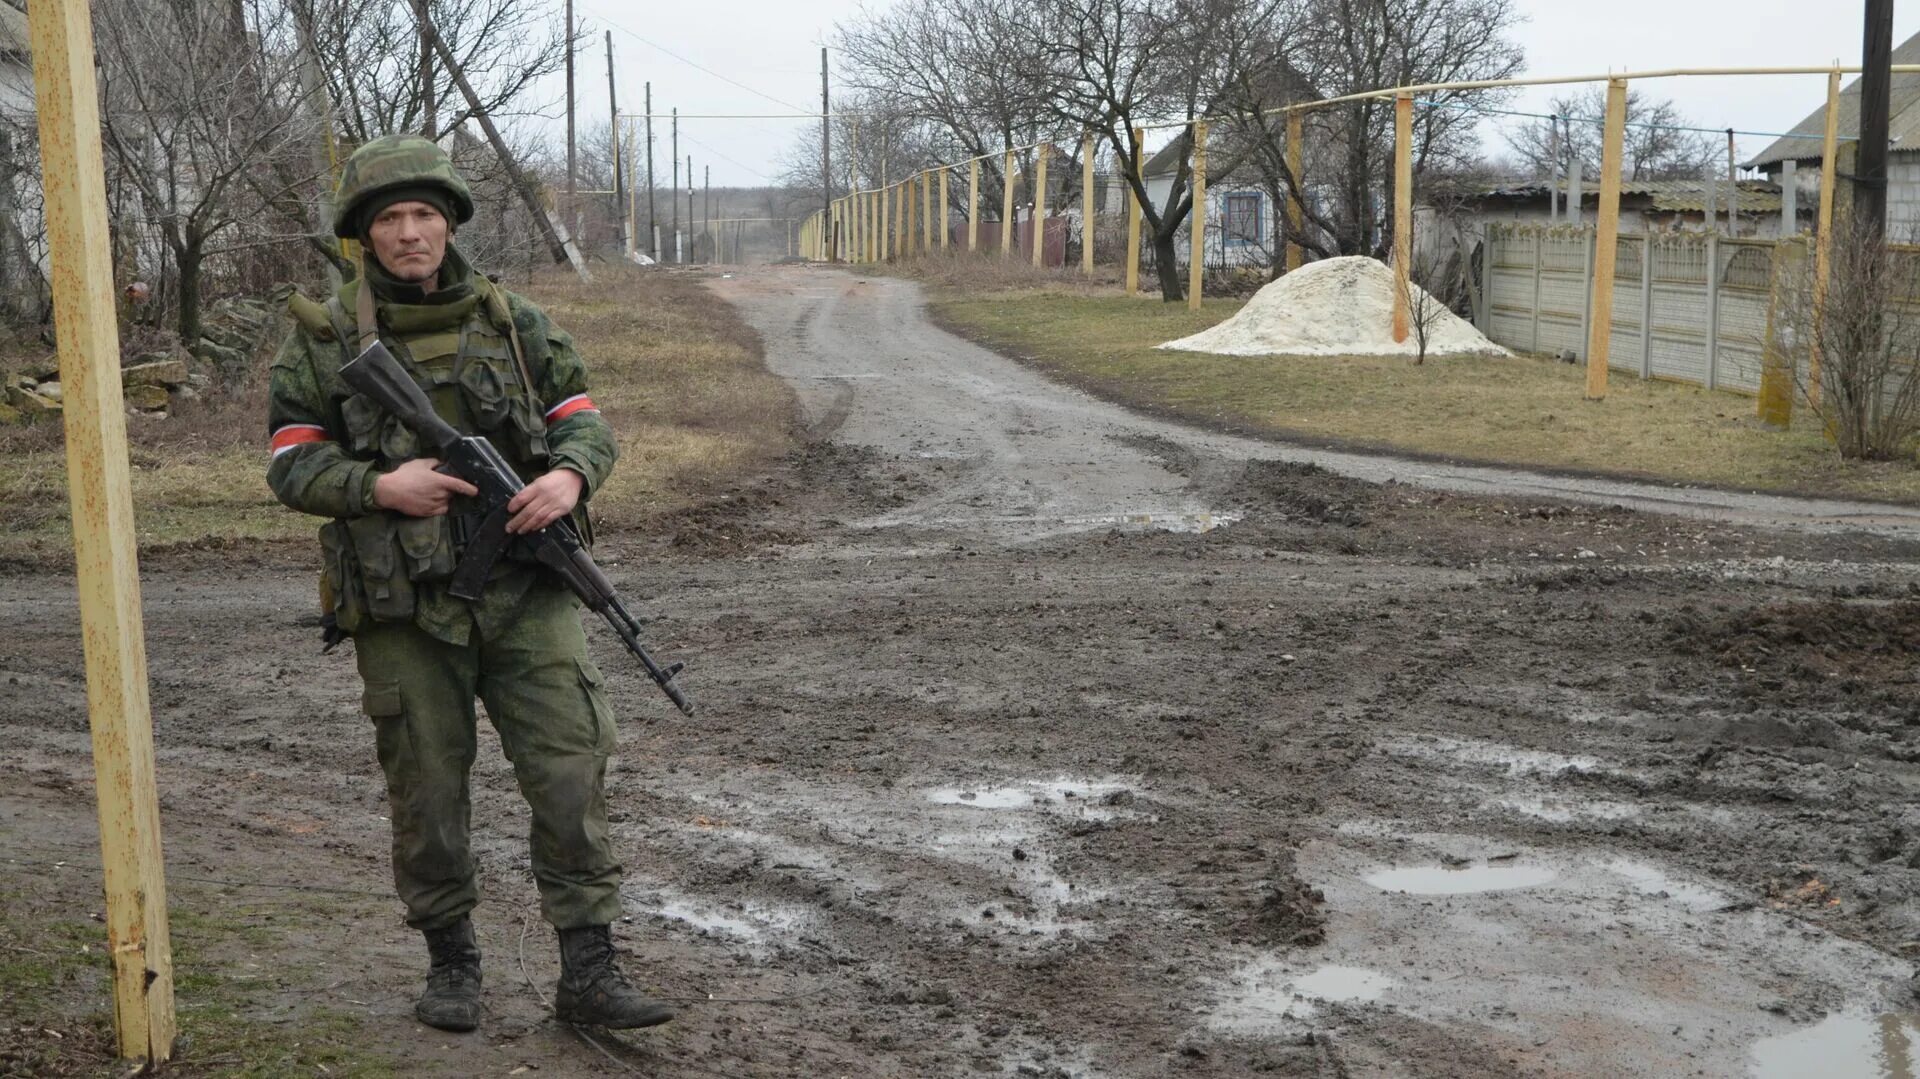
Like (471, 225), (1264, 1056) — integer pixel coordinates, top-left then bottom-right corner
(340, 340), (695, 716)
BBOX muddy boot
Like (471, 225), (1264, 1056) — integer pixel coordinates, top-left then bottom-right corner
(415, 919), (483, 1032)
(553, 925), (675, 1029)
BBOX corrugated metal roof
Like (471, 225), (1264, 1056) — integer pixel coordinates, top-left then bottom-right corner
(1478, 178), (1783, 214)
(1745, 29), (1920, 167)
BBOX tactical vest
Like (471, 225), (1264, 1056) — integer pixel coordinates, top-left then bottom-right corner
(299, 273), (569, 635)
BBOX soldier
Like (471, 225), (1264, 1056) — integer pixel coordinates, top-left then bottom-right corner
(266, 135), (673, 1034)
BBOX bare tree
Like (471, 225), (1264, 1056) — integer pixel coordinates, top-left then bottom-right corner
(1270, 0), (1523, 261)
(95, 0), (317, 349)
(1774, 227), (1920, 460)
(1503, 87), (1720, 182)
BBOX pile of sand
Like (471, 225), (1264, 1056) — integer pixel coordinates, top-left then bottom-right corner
(1158, 256), (1507, 358)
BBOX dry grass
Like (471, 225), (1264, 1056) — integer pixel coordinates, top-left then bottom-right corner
(0, 263), (792, 564)
(933, 291), (1920, 504)
(860, 250), (1128, 295)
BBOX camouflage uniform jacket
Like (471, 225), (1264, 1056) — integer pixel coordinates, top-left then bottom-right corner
(266, 245), (619, 646)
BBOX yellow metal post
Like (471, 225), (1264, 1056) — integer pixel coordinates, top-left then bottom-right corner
(1126, 127), (1143, 295)
(1286, 112), (1304, 272)
(1585, 78), (1629, 400)
(1189, 121), (1207, 310)
(1811, 68), (1842, 408)
(1392, 94), (1413, 343)
(1001, 149), (1017, 258)
(1082, 134), (1096, 277)
(939, 167), (950, 251)
(28, 0), (175, 1062)
(968, 158), (980, 252)
(1032, 145), (1050, 267)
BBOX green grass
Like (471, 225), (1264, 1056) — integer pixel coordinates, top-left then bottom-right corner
(934, 290), (1920, 503)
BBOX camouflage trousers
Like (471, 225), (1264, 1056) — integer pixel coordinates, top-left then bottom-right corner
(353, 581), (624, 931)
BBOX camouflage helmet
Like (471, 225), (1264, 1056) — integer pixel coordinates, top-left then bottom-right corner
(331, 134), (475, 239)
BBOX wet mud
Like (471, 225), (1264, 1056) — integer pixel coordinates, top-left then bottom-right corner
(3, 266), (1918, 1077)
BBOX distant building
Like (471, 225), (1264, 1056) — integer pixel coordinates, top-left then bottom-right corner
(1744, 27), (1920, 240)
(1451, 178), (1793, 236)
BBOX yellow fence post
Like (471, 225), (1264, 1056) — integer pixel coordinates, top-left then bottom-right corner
(1811, 67), (1842, 409)
(1585, 77), (1629, 400)
(1001, 149), (1017, 258)
(968, 158), (980, 252)
(1082, 133), (1095, 277)
(1032, 144), (1050, 267)
(1126, 127), (1143, 295)
(922, 169), (933, 253)
(939, 167), (950, 251)
(1189, 120), (1207, 311)
(1286, 111), (1304, 273)
(1392, 93), (1413, 343)
(28, 0), (176, 1062)
(880, 182), (889, 261)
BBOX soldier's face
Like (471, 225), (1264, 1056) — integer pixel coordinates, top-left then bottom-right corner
(368, 201), (449, 287)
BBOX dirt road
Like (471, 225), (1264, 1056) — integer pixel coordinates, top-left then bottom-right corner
(5, 265), (1919, 1077)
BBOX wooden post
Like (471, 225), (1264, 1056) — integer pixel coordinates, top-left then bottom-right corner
(939, 167), (950, 251)
(1585, 77), (1629, 400)
(1081, 133), (1095, 277)
(1126, 127), (1143, 295)
(922, 169), (934, 253)
(968, 158), (981, 252)
(1032, 144), (1050, 267)
(1392, 94), (1413, 343)
(1001, 149), (1017, 258)
(880, 182), (889, 261)
(1286, 111), (1304, 272)
(1811, 68), (1842, 408)
(1189, 120), (1207, 310)
(28, 0), (175, 1062)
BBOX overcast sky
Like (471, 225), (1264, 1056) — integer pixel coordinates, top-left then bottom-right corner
(545, 0), (1920, 188)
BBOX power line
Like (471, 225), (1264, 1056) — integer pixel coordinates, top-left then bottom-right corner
(592, 14), (813, 114)
(681, 133), (780, 184)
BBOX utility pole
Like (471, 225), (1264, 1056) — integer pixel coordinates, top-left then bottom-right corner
(605, 31), (625, 253)
(671, 110), (680, 263)
(28, 0), (176, 1060)
(1859, 0), (1894, 241)
(821, 46), (833, 261)
(687, 155), (694, 262)
(704, 165), (711, 263)
(564, 0), (575, 236)
(413, 0), (435, 136)
(416, 7), (588, 277)
(645, 82), (657, 259)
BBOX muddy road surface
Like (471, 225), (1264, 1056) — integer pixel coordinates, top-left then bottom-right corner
(5, 265), (1920, 1077)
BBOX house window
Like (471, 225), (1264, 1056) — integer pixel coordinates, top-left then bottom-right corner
(1224, 193), (1262, 246)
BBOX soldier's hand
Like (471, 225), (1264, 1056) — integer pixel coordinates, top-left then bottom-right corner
(373, 458), (478, 517)
(506, 468), (585, 534)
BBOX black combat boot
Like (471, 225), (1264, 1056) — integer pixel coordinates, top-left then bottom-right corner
(415, 918), (483, 1032)
(553, 925), (675, 1029)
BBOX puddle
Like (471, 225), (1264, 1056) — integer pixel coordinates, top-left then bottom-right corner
(1365, 863), (1558, 895)
(1750, 1010), (1920, 1078)
(1607, 858), (1729, 913)
(1207, 958), (1396, 1031)
(636, 892), (807, 950)
(1494, 796), (1642, 823)
(927, 776), (1141, 820)
(1384, 735), (1600, 777)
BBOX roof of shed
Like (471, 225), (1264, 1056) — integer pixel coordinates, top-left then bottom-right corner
(1745, 29), (1920, 168)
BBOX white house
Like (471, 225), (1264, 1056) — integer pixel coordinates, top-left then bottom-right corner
(1137, 139), (1282, 270)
